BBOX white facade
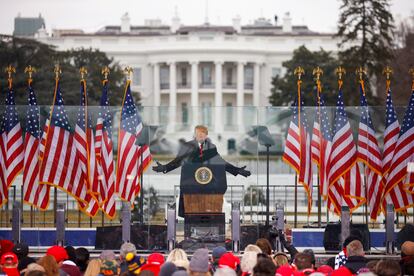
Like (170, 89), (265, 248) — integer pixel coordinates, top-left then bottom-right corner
(35, 14), (341, 152)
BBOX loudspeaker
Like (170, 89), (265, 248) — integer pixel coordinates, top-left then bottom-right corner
(240, 224), (272, 250)
(397, 223), (414, 250)
(184, 213), (225, 242)
(323, 223), (370, 252)
(95, 225), (167, 250)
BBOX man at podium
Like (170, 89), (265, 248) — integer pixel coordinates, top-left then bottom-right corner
(152, 125), (251, 217)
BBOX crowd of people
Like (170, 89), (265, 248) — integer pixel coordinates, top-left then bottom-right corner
(0, 232), (413, 276)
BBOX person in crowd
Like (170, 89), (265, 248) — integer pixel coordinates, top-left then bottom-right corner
(400, 240), (414, 275)
(1, 252), (20, 276)
(100, 250), (116, 263)
(342, 240), (368, 274)
(293, 253), (314, 275)
(302, 250), (316, 269)
(63, 247), (76, 263)
(22, 263), (46, 276)
(166, 249), (189, 271)
(243, 245), (262, 254)
(37, 255), (59, 276)
(75, 247), (90, 275)
(255, 239), (272, 256)
(334, 234), (363, 269)
(189, 248), (210, 276)
(159, 262), (178, 276)
(218, 252), (240, 273)
(100, 259), (120, 276)
(12, 243), (35, 273)
(213, 267), (236, 276)
(252, 258), (276, 276)
(125, 252), (146, 275)
(316, 264), (333, 275)
(279, 231), (298, 262)
(240, 251), (259, 276)
(375, 259), (401, 276)
(120, 243), (138, 274)
(276, 264), (294, 276)
(46, 245), (81, 276)
(140, 253), (165, 276)
(83, 259), (101, 276)
(272, 252), (289, 268)
(0, 240), (15, 258)
(210, 247), (226, 274)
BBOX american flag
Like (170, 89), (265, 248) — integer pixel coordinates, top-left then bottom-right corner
(74, 81), (100, 217)
(0, 86), (24, 207)
(283, 95), (313, 215)
(311, 92), (332, 199)
(95, 80), (116, 219)
(39, 80), (91, 209)
(385, 87), (414, 210)
(357, 83), (383, 220)
(116, 80), (145, 206)
(329, 88), (365, 212)
(23, 83), (49, 209)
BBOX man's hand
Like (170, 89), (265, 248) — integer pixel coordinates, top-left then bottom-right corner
(238, 165), (251, 177)
(152, 161), (167, 173)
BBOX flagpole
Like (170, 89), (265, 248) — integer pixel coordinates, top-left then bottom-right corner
(313, 67), (323, 227)
(335, 66), (346, 218)
(356, 67), (369, 224)
(24, 65), (36, 223)
(293, 67), (304, 228)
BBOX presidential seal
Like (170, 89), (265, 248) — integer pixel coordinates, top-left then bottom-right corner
(195, 166), (213, 185)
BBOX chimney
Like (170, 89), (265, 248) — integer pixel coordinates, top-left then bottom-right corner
(282, 12), (292, 33)
(121, 12), (131, 33)
(232, 15), (241, 33)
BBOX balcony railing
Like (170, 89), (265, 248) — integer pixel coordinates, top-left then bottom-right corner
(223, 83), (237, 89)
(160, 82), (254, 90)
(199, 82), (215, 89)
(177, 83), (191, 89)
(244, 83), (254, 89)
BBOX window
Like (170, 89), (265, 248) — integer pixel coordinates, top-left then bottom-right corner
(271, 67), (281, 78)
(226, 102), (233, 126)
(244, 66), (253, 89)
(226, 67), (233, 85)
(202, 66), (212, 85)
(160, 67), (169, 89)
(181, 102), (188, 125)
(132, 68), (141, 86)
(181, 67), (187, 86)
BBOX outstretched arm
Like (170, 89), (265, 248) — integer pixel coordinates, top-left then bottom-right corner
(152, 143), (193, 173)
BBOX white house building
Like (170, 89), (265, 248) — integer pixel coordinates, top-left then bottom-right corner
(33, 12), (341, 153)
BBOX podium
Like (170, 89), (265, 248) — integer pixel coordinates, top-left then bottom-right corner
(180, 163), (226, 243)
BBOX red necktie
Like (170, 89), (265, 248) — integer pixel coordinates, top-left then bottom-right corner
(199, 143), (203, 158)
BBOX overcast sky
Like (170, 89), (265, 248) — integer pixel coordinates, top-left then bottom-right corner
(0, 0), (413, 35)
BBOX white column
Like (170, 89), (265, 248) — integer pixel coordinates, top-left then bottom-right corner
(215, 61), (223, 133)
(237, 62), (245, 132)
(191, 61), (199, 128)
(153, 63), (160, 124)
(253, 63), (260, 107)
(168, 61), (176, 133)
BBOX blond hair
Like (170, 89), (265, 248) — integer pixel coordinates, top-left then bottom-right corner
(84, 259), (102, 276)
(166, 248), (189, 269)
(194, 125), (208, 134)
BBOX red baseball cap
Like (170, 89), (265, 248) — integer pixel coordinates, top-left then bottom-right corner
(1, 252), (18, 265)
(147, 253), (165, 265)
(46, 245), (68, 263)
(218, 253), (240, 270)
